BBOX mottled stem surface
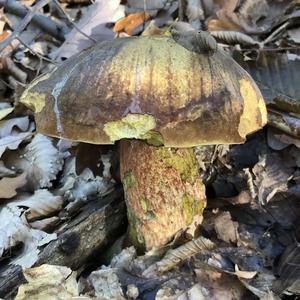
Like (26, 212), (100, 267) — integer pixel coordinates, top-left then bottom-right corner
(120, 140), (206, 251)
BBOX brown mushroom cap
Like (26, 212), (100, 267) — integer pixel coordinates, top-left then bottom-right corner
(21, 36), (267, 147)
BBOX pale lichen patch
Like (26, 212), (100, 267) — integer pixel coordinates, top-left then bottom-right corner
(103, 114), (156, 142)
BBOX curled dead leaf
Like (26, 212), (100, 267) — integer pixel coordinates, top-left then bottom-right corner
(215, 0), (239, 13)
(211, 30), (259, 45)
(207, 9), (243, 32)
(0, 107), (14, 120)
(235, 265), (257, 279)
(0, 172), (27, 199)
(10, 189), (63, 222)
(214, 211), (239, 244)
(4, 134), (64, 190)
(0, 204), (57, 267)
(253, 153), (294, 204)
(114, 12), (151, 35)
(15, 264), (79, 300)
(0, 160), (15, 177)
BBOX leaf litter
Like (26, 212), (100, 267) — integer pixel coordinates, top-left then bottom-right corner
(1, 0), (300, 299)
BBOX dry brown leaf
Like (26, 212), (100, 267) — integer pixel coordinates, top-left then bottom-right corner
(211, 30), (259, 45)
(0, 8), (5, 34)
(0, 107), (14, 120)
(186, 0), (204, 29)
(56, 0), (124, 60)
(4, 134), (64, 190)
(194, 269), (246, 300)
(0, 31), (9, 42)
(88, 268), (126, 299)
(15, 264), (79, 299)
(127, 0), (166, 10)
(234, 51), (300, 106)
(253, 153), (293, 204)
(0, 172), (27, 199)
(288, 28), (300, 43)
(214, 0), (239, 12)
(114, 12), (151, 35)
(214, 211), (238, 244)
(11, 189), (63, 222)
(207, 9), (243, 32)
(20, 0), (37, 7)
(234, 265), (257, 279)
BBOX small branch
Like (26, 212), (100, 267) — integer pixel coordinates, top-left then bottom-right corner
(0, 0), (67, 45)
(53, 0), (97, 43)
(0, 0), (53, 52)
(16, 37), (59, 65)
(262, 22), (289, 46)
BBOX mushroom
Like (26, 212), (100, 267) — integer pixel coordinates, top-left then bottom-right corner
(20, 33), (267, 251)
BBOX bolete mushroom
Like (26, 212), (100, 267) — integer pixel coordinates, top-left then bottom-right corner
(20, 33), (267, 251)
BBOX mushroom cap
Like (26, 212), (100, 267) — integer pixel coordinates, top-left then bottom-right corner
(21, 36), (267, 147)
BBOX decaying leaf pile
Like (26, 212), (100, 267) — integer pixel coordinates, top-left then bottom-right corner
(1, 0), (300, 299)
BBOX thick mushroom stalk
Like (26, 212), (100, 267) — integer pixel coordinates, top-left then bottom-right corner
(120, 140), (206, 250)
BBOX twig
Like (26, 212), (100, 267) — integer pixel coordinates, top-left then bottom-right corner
(237, 46), (300, 52)
(16, 37), (59, 65)
(0, 0), (53, 52)
(262, 22), (289, 46)
(53, 0), (97, 43)
(243, 168), (256, 200)
(0, 78), (14, 89)
(178, 0), (184, 21)
(0, 0), (67, 43)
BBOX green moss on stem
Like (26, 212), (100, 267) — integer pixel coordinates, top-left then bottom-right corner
(155, 148), (199, 184)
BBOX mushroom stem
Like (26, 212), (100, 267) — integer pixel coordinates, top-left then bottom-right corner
(119, 139), (206, 251)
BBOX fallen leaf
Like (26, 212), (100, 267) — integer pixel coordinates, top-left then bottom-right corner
(0, 132), (33, 158)
(0, 31), (9, 42)
(127, 0), (166, 10)
(15, 264), (79, 300)
(253, 153), (294, 204)
(235, 265), (257, 279)
(0, 8), (6, 34)
(207, 9), (243, 32)
(10, 189), (63, 222)
(0, 107), (14, 120)
(0, 205), (57, 267)
(267, 128), (300, 150)
(193, 269), (246, 300)
(274, 242), (300, 295)
(214, 211), (239, 244)
(0, 116), (30, 138)
(240, 271), (278, 299)
(211, 30), (259, 45)
(234, 51), (300, 106)
(0, 160), (15, 177)
(5, 134), (64, 190)
(88, 268), (125, 299)
(56, 0), (124, 60)
(215, 0), (239, 12)
(0, 172), (27, 199)
(186, 0), (204, 29)
(29, 216), (59, 231)
(57, 157), (114, 204)
(288, 28), (300, 43)
(114, 12), (151, 35)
